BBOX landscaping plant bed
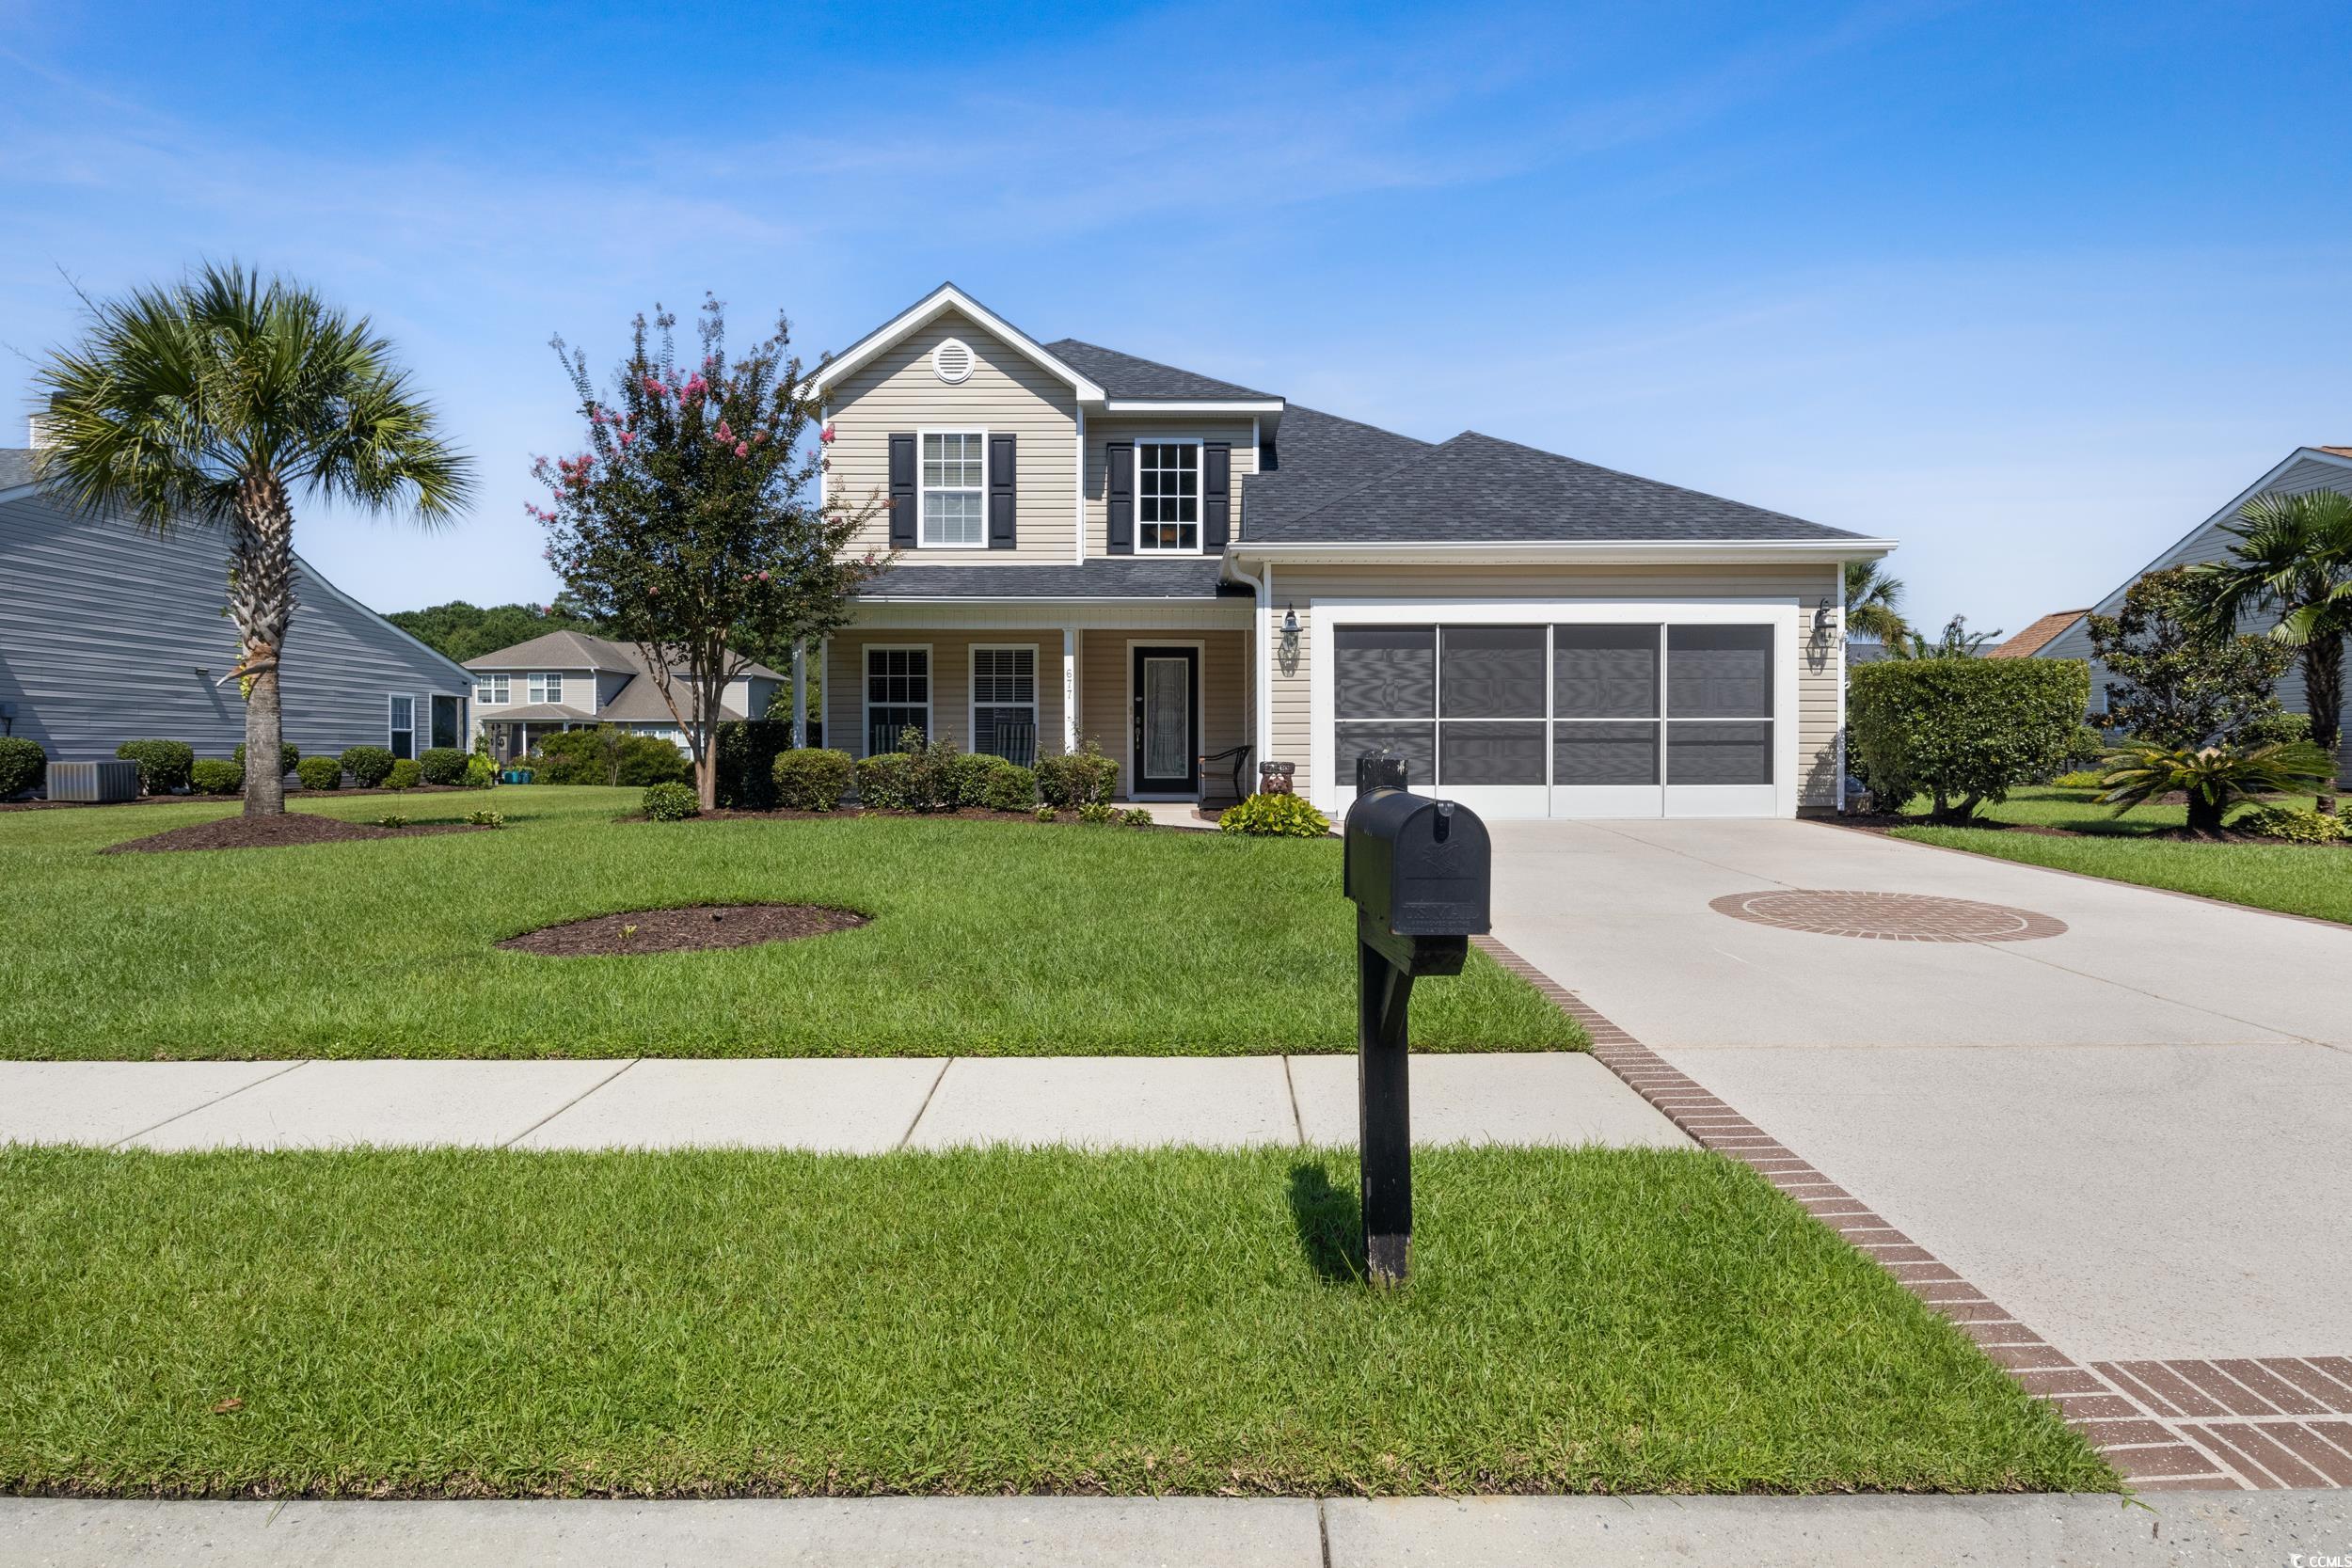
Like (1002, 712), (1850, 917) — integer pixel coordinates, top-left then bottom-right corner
(498, 903), (867, 957)
(100, 812), (488, 855)
(620, 803), (1189, 831)
(1839, 813), (2348, 849)
(3, 783), (468, 813)
(0, 1144), (2110, 1498)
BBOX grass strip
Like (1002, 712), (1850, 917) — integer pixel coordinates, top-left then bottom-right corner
(0, 1144), (2110, 1497)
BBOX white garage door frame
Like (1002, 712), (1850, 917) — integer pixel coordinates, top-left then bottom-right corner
(1311, 598), (1802, 821)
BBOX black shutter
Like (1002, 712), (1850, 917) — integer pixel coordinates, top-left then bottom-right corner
(887, 433), (916, 549)
(988, 433), (1017, 549)
(1202, 441), (1231, 551)
(1106, 440), (1134, 555)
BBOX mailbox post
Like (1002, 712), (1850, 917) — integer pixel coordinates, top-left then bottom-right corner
(1341, 752), (1491, 1285)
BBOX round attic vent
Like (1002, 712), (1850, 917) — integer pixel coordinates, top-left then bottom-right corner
(932, 338), (974, 384)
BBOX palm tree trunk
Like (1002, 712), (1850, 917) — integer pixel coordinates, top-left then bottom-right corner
(2309, 633), (2344, 817)
(230, 476), (297, 817)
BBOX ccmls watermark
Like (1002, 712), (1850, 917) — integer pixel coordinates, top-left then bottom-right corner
(2288, 1553), (2352, 1567)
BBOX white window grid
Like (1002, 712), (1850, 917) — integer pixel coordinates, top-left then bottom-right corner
(475, 673), (510, 705)
(920, 430), (987, 548)
(528, 673), (564, 705)
(1136, 440), (1200, 553)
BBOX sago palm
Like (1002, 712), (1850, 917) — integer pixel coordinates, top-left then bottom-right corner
(2189, 490), (2352, 815)
(1843, 559), (1911, 646)
(2098, 739), (2334, 836)
(34, 263), (470, 814)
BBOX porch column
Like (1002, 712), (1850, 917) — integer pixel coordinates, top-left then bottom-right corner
(1062, 626), (1079, 752)
(790, 641), (807, 750)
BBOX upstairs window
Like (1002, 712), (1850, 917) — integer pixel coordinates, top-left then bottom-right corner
(921, 432), (986, 547)
(528, 673), (564, 705)
(1136, 441), (1200, 552)
(475, 673), (510, 705)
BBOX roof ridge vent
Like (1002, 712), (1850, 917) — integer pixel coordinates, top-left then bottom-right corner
(932, 338), (974, 384)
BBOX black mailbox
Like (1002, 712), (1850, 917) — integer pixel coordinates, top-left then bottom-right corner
(1339, 751), (1492, 1285)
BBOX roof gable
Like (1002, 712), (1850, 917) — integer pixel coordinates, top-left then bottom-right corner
(2076, 446), (2352, 622)
(808, 284), (1104, 402)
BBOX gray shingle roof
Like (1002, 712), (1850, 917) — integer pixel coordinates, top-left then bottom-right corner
(1244, 431), (1867, 545)
(0, 449), (38, 491)
(858, 559), (1244, 599)
(1043, 340), (1276, 403)
(1244, 406), (1433, 535)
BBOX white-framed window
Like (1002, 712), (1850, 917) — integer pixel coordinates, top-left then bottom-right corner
(970, 645), (1038, 765)
(864, 645), (931, 755)
(388, 694), (415, 760)
(475, 673), (510, 705)
(528, 672), (564, 705)
(1136, 439), (1201, 552)
(920, 430), (987, 547)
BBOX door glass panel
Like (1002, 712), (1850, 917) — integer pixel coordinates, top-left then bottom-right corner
(1143, 657), (1188, 778)
(1553, 721), (1659, 785)
(1554, 626), (1659, 717)
(1439, 626), (1545, 718)
(1440, 721), (1546, 784)
(430, 695), (460, 750)
(1667, 721), (1772, 784)
(1335, 721), (1435, 790)
(1667, 626), (1772, 717)
(1334, 626), (1435, 720)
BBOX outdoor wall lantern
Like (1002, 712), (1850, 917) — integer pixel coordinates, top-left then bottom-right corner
(1281, 603), (1300, 657)
(1811, 596), (1835, 641)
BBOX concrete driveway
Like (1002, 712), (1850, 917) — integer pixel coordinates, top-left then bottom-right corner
(1486, 817), (2352, 1372)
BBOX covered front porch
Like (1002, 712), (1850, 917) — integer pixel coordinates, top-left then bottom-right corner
(818, 610), (1256, 805)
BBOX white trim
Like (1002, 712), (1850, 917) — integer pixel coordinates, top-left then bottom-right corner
(2072, 446), (2352, 623)
(859, 642), (933, 757)
(475, 673), (512, 706)
(1073, 404), (1087, 565)
(967, 642), (1040, 761)
(1061, 627), (1079, 752)
(1132, 436), (1206, 556)
(1231, 539), (1898, 567)
(387, 692), (416, 759)
(804, 284), (1106, 401)
(914, 427), (990, 550)
(931, 338), (975, 384)
(1123, 637), (1206, 800)
(1103, 399), (1284, 415)
(1310, 599), (1800, 820)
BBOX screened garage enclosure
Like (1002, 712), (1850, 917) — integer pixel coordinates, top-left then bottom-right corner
(1313, 605), (1802, 819)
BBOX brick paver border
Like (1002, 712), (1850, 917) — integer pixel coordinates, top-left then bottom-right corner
(1475, 933), (2349, 1492)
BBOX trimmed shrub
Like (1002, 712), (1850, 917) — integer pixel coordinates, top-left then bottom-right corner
(981, 760), (1038, 814)
(191, 758), (244, 795)
(771, 748), (853, 812)
(1849, 658), (2090, 822)
(853, 728), (964, 812)
(2235, 804), (2348, 844)
(386, 758), (423, 790)
(1034, 804), (1057, 822)
(643, 782), (700, 821)
(341, 745), (396, 788)
(531, 727), (689, 786)
(465, 807), (505, 828)
(418, 747), (469, 785)
(0, 736), (46, 799)
(852, 751), (914, 811)
(1075, 800), (1117, 825)
(232, 741), (300, 776)
(716, 720), (794, 810)
(1036, 741), (1120, 809)
(1120, 807), (1153, 827)
(2050, 769), (2109, 791)
(115, 739), (195, 795)
(2241, 710), (2313, 749)
(294, 755), (342, 790)
(1218, 793), (1332, 837)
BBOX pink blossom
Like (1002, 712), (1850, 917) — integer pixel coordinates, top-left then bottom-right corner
(715, 420), (733, 442)
(734, 441), (749, 457)
(756, 571), (770, 582)
(818, 421), (834, 445)
(644, 375), (666, 397)
(617, 429), (634, 445)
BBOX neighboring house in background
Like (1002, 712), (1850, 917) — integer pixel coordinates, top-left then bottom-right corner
(801, 283), (1895, 819)
(0, 444), (474, 769)
(2031, 445), (2351, 776)
(463, 629), (784, 760)
(1989, 610), (2090, 659)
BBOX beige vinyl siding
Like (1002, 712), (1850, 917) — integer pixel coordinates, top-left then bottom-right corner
(1263, 562), (1844, 806)
(825, 309), (1078, 562)
(823, 628), (1067, 758)
(1077, 629), (1248, 794)
(1084, 419), (1259, 559)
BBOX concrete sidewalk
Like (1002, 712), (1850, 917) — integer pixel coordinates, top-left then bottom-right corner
(0, 1053), (1689, 1152)
(6, 1492), (2347, 1566)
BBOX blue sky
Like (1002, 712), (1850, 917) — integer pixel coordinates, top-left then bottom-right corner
(3, 1), (2346, 636)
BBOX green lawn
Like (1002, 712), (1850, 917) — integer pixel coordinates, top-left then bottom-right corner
(0, 786), (1578, 1059)
(0, 1144), (2109, 1497)
(1889, 786), (2352, 925)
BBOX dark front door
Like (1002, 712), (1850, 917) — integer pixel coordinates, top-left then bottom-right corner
(1130, 645), (1200, 796)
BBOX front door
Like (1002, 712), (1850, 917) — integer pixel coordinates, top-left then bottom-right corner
(1130, 645), (1200, 796)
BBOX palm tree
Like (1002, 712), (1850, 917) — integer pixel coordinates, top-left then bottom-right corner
(2189, 490), (2352, 816)
(1843, 560), (1911, 646)
(34, 264), (470, 815)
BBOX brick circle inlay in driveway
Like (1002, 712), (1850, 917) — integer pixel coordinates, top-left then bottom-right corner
(1708, 889), (2068, 942)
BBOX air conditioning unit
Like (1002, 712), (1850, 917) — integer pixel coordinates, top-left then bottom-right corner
(46, 760), (142, 803)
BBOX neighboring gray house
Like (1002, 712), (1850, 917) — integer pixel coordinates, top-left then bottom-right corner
(2030, 445), (2351, 775)
(0, 446), (475, 770)
(464, 629), (784, 760)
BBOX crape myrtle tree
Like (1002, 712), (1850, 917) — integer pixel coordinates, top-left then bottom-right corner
(35, 263), (470, 816)
(535, 296), (888, 809)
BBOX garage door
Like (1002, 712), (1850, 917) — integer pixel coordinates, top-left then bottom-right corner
(1318, 608), (1795, 819)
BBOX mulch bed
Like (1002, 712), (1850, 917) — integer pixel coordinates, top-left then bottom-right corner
(4, 784), (465, 814)
(1832, 813), (2347, 849)
(617, 804), (1200, 832)
(100, 813), (488, 855)
(497, 903), (869, 957)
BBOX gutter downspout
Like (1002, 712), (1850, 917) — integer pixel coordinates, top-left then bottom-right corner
(1226, 552), (1269, 784)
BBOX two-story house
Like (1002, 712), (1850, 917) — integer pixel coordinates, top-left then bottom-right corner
(465, 628), (783, 760)
(802, 284), (1895, 820)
